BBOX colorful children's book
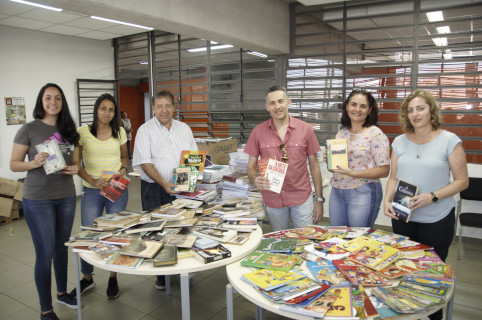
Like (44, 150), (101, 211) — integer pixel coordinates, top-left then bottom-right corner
(352, 285), (379, 319)
(280, 288), (341, 318)
(332, 260), (391, 287)
(306, 260), (350, 286)
(100, 173), (131, 203)
(378, 265), (417, 279)
(366, 289), (403, 319)
(241, 269), (305, 291)
(255, 238), (299, 253)
(325, 286), (355, 318)
(240, 251), (302, 272)
(259, 277), (323, 302)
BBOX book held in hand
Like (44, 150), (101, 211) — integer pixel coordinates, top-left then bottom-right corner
(100, 173), (131, 203)
(180, 150), (206, 172)
(171, 167), (191, 192)
(326, 138), (348, 170)
(264, 158), (288, 194)
(35, 139), (66, 174)
(392, 180), (419, 222)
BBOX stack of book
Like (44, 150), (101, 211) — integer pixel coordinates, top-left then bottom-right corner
(94, 211), (147, 229)
(175, 189), (218, 202)
(201, 165), (230, 183)
(228, 151), (249, 173)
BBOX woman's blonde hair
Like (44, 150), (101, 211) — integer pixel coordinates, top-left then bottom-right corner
(399, 89), (442, 133)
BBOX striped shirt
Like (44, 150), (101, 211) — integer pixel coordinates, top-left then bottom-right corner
(78, 125), (127, 188)
(133, 117), (197, 184)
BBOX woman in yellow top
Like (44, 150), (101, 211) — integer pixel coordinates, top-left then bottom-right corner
(72, 93), (128, 299)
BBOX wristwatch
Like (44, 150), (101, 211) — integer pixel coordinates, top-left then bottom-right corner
(316, 197), (325, 203)
(431, 192), (438, 203)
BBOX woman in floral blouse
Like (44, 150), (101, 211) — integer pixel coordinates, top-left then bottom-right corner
(327, 89), (390, 227)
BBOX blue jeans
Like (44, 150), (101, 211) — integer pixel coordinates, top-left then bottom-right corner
(23, 194), (76, 312)
(141, 180), (175, 211)
(265, 195), (314, 232)
(329, 182), (382, 228)
(80, 186), (128, 274)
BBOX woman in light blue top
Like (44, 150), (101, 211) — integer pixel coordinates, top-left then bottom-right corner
(384, 89), (468, 261)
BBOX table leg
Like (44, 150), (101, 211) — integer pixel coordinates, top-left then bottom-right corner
(73, 252), (82, 320)
(180, 273), (190, 320)
(255, 305), (265, 320)
(446, 276), (455, 320)
(226, 283), (238, 320)
(165, 275), (171, 295)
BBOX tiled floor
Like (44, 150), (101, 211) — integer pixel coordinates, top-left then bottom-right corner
(0, 175), (481, 320)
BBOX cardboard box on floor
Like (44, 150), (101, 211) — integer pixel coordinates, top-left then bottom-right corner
(0, 177), (23, 222)
(196, 138), (237, 165)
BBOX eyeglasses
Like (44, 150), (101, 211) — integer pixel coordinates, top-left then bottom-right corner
(279, 144), (288, 162)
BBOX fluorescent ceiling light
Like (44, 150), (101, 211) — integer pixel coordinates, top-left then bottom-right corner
(432, 37), (447, 46)
(91, 16), (153, 30)
(10, 0), (62, 11)
(139, 61), (148, 65)
(436, 26), (451, 34)
(443, 49), (452, 60)
(187, 44), (233, 53)
(247, 51), (268, 58)
(426, 11), (444, 22)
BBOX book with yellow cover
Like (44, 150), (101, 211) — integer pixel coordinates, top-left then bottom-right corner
(325, 286), (354, 318)
(180, 150), (206, 172)
(326, 138), (348, 170)
(339, 236), (400, 269)
(241, 268), (305, 291)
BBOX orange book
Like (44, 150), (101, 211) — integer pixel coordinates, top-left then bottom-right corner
(180, 150), (206, 172)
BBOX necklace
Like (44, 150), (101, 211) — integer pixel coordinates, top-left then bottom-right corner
(416, 144), (425, 159)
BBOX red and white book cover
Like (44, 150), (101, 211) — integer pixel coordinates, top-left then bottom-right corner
(264, 158), (288, 194)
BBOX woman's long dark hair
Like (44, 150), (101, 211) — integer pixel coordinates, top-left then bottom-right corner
(33, 83), (80, 146)
(89, 93), (121, 139)
(340, 89), (379, 129)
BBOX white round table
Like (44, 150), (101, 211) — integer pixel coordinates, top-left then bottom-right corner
(73, 225), (262, 320)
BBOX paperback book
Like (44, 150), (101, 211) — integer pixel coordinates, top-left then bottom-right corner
(280, 288), (341, 318)
(352, 285), (379, 319)
(151, 245), (177, 267)
(106, 252), (144, 269)
(125, 220), (166, 234)
(193, 244), (231, 263)
(241, 269), (305, 291)
(264, 158), (288, 194)
(326, 138), (348, 170)
(100, 173), (131, 203)
(180, 150), (206, 172)
(88, 242), (120, 259)
(171, 167), (191, 192)
(99, 234), (137, 246)
(259, 277), (323, 302)
(191, 227), (237, 242)
(118, 239), (163, 259)
(35, 139), (66, 174)
(306, 260), (350, 286)
(161, 234), (197, 248)
(255, 238), (299, 253)
(325, 286), (355, 318)
(392, 180), (419, 222)
(332, 260), (391, 286)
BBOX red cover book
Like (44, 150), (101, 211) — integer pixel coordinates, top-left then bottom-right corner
(332, 260), (391, 287)
(100, 173), (130, 203)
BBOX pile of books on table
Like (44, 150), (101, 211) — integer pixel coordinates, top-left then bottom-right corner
(66, 197), (263, 268)
(238, 226), (453, 319)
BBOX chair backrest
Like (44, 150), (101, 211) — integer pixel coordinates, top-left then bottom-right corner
(460, 177), (482, 201)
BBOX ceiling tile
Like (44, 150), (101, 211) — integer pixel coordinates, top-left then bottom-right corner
(101, 24), (148, 35)
(39, 24), (90, 36)
(76, 30), (119, 40)
(0, 16), (52, 30)
(0, 1), (34, 15)
(64, 16), (118, 29)
(18, 8), (83, 24)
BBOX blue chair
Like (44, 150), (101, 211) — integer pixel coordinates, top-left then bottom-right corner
(457, 177), (482, 260)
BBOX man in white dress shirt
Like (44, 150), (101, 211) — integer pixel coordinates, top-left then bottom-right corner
(132, 89), (197, 290)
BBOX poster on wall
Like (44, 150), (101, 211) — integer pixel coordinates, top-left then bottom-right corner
(5, 97), (26, 125)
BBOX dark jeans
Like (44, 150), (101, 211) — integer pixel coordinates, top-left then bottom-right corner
(141, 180), (175, 284)
(140, 179), (175, 211)
(126, 139), (132, 159)
(23, 194), (76, 312)
(392, 207), (455, 262)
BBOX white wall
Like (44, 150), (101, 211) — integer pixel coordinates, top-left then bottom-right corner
(0, 25), (115, 193)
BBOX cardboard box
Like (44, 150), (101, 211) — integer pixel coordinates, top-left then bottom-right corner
(0, 177), (23, 218)
(196, 138), (238, 165)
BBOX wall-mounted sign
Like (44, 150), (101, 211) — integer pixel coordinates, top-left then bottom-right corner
(5, 97), (26, 125)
